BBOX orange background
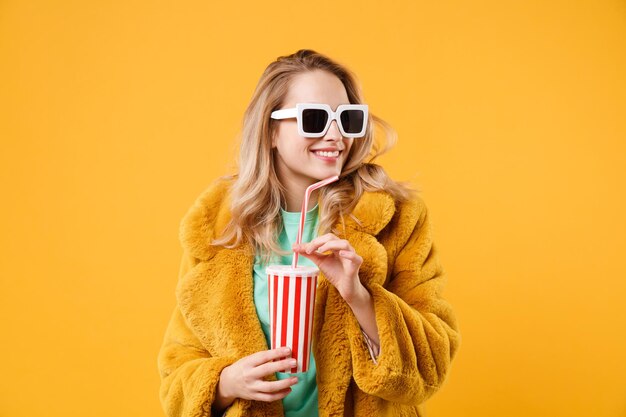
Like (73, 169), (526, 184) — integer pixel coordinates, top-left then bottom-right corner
(1, 1), (625, 416)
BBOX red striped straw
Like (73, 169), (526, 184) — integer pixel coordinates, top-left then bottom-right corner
(292, 175), (340, 268)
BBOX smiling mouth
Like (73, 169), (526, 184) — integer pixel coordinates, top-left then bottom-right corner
(311, 150), (341, 158)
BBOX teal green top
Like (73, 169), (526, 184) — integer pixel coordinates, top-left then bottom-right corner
(252, 204), (320, 416)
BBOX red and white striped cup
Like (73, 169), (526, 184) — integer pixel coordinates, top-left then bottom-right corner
(266, 265), (319, 373)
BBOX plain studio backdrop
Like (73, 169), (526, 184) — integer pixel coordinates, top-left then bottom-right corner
(1, 1), (625, 416)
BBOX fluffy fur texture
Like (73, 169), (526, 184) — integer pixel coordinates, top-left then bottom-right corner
(158, 177), (461, 417)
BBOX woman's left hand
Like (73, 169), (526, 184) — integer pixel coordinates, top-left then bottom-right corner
(292, 233), (364, 304)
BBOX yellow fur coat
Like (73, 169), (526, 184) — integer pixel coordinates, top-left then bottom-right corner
(158, 177), (461, 416)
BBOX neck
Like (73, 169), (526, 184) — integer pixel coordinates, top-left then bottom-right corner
(280, 175), (320, 212)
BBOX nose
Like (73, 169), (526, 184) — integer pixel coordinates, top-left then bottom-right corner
(324, 120), (343, 141)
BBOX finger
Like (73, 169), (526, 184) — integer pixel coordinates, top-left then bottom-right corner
(339, 250), (363, 264)
(254, 357), (298, 378)
(316, 240), (353, 254)
(254, 387), (292, 402)
(294, 250), (329, 266)
(296, 233), (338, 254)
(256, 376), (299, 393)
(293, 241), (333, 256)
(247, 347), (292, 368)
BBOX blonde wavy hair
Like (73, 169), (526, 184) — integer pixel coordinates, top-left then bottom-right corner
(212, 49), (418, 264)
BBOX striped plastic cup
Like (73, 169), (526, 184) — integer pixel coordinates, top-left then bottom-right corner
(266, 265), (319, 373)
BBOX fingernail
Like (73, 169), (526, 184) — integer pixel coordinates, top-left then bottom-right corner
(290, 360), (297, 366)
(282, 347), (291, 354)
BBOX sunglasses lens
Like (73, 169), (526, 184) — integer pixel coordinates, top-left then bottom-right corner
(302, 109), (328, 134)
(340, 110), (365, 134)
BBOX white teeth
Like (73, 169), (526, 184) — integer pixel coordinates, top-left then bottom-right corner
(314, 150), (339, 158)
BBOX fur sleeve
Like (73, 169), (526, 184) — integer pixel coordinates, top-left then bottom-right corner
(344, 197), (462, 405)
(157, 251), (236, 417)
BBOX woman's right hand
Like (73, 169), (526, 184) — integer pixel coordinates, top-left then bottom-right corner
(215, 347), (299, 409)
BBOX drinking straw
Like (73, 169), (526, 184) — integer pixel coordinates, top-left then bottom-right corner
(292, 175), (340, 268)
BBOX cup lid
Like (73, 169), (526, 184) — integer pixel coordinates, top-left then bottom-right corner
(266, 265), (319, 275)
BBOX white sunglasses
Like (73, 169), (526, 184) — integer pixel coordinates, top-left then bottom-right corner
(270, 103), (369, 138)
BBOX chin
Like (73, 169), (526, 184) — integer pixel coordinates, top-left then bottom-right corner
(301, 172), (335, 184)
(315, 169), (341, 180)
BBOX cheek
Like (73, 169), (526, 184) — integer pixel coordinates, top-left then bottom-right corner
(273, 122), (288, 144)
(275, 136), (309, 160)
(343, 139), (354, 155)
(275, 123), (306, 149)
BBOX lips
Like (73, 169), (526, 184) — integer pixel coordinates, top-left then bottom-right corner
(312, 150), (340, 157)
(310, 149), (342, 162)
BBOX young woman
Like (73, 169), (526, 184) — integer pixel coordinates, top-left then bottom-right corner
(158, 49), (461, 417)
